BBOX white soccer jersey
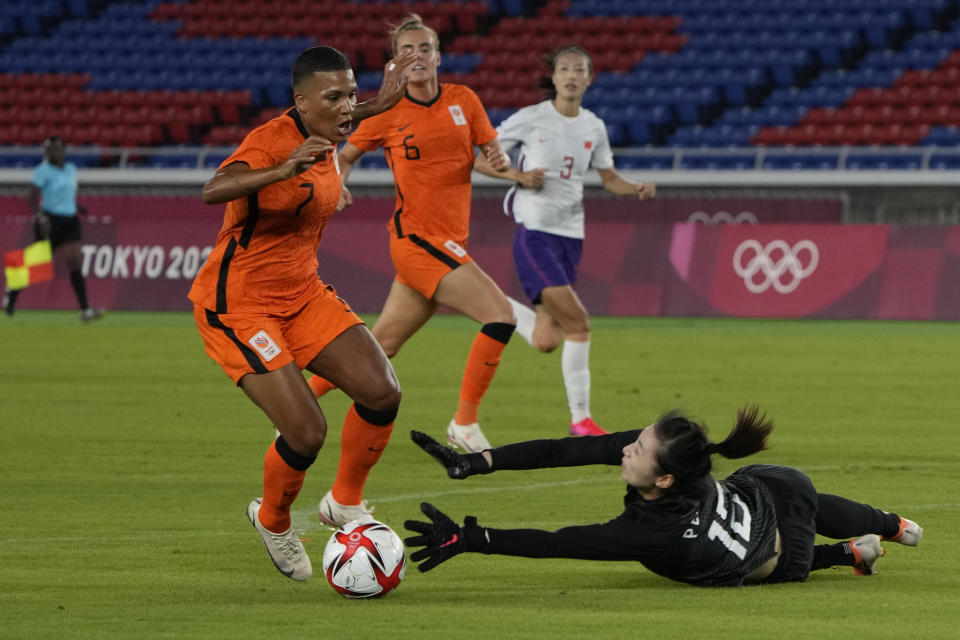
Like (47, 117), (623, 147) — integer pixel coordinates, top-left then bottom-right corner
(495, 101), (614, 239)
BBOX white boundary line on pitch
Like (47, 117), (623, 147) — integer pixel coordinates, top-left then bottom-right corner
(2, 463), (954, 543)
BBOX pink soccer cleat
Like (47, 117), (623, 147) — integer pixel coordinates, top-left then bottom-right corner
(569, 417), (609, 436)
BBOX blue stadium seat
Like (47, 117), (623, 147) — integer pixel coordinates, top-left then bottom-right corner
(922, 126), (960, 146)
(762, 154), (840, 170)
(929, 153), (960, 169)
(616, 154), (674, 169)
(486, 108), (517, 128)
(846, 153), (923, 169)
(146, 155), (201, 169)
(680, 154), (754, 170)
(358, 154), (389, 169)
(203, 153), (231, 169)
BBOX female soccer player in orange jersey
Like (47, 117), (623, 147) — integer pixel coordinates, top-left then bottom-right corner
(309, 14), (515, 454)
(189, 46), (414, 581)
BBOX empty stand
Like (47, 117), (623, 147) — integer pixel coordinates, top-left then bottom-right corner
(1, 0), (960, 166)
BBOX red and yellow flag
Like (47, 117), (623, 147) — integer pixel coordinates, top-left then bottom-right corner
(4, 240), (53, 291)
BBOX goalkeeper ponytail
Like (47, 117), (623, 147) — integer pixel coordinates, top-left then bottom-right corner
(653, 406), (773, 495)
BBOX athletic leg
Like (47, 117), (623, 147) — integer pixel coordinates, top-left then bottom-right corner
(434, 261), (515, 450)
(507, 295), (563, 352)
(3, 289), (19, 316)
(809, 494), (920, 575)
(306, 279), (433, 399)
(539, 285), (605, 434)
(242, 363), (327, 527)
(814, 493), (904, 539)
(5, 215), (49, 316)
(62, 239), (100, 320)
(240, 363), (323, 580)
(307, 324), (402, 523)
(371, 278), (437, 357)
(506, 296), (537, 346)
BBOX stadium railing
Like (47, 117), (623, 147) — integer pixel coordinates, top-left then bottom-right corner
(3, 145), (960, 188)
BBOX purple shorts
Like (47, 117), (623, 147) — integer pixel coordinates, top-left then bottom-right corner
(513, 225), (583, 304)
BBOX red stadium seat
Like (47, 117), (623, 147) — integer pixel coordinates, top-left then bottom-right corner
(848, 87), (884, 108)
(807, 124), (835, 147)
(0, 124), (17, 145)
(94, 105), (123, 127)
(751, 126), (788, 146)
(803, 108), (834, 125)
(941, 50), (960, 69)
(202, 125), (246, 146)
(896, 69), (933, 88)
(869, 105), (898, 124)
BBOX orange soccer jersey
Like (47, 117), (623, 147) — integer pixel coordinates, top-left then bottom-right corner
(348, 84), (496, 242)
(189, 108), (342, 315)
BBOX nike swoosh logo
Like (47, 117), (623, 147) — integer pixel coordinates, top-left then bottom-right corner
(398, 124), (412, 131)
(483, 361), (498, 367)
(368, 446), (384, 452)
(439, 533), (459, 548)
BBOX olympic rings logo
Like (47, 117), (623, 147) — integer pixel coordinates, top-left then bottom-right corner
(732, 239), (819, 294)
(688, 211), (759, 225)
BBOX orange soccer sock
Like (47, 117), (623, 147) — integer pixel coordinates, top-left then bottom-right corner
(330, 403), (396, 505)
(258, 437), (315, 533)
(308, 375), (337, 398)
(454, 322), (514, 426)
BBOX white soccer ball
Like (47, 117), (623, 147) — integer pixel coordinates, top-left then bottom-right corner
(322, 520), (406, 598)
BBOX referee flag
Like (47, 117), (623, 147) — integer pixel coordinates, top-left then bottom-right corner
(4, 240), (54, 291)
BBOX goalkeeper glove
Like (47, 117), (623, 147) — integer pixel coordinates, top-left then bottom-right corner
(404, 502), (488, 572)
(410, 430), (491, 479)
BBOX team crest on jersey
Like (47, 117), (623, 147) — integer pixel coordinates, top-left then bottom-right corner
(444, 240), (467, 257)
(448, 105), (467, 126)
(249, 330), (281, 361)
(584, 140), (593, 149)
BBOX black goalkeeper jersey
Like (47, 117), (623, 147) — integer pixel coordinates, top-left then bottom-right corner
(474, 430), (780, 587)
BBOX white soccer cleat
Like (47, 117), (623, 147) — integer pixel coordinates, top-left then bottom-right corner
(80, 307), (103, 323)
(246, 498), (312, 581)
(318, 489), (375, 528)
(446, 419), (492, 453)
(851, 534), (885, 576)
(885, 516), (923, 547)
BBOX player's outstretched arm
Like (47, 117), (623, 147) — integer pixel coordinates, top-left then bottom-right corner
(202, 137), (333, 204)
(410, 430), (491, 479)
(473, 149), (544, 188)
(353, 51), (416, 122)
(404, 502), (489, 572)
(596, 167), (656, 200)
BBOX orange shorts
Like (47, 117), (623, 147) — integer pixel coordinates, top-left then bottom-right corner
(390, 232), (473, 299)
(193, 284), (363, 384)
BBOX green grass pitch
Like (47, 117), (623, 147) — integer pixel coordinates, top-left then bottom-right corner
(1, 312), (957, 639)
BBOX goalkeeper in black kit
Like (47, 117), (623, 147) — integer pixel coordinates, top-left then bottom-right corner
(404, 407), (923, 587)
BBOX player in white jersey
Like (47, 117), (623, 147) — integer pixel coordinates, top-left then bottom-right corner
(474, 47), (655, 436)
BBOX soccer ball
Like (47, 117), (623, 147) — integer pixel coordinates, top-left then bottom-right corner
(322, 520), (406, 598)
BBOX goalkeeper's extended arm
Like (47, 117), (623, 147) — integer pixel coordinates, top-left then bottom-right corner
(410, 430), (492, 479)
(411, 428), (643, 476)
(404, 502), (490, 572)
